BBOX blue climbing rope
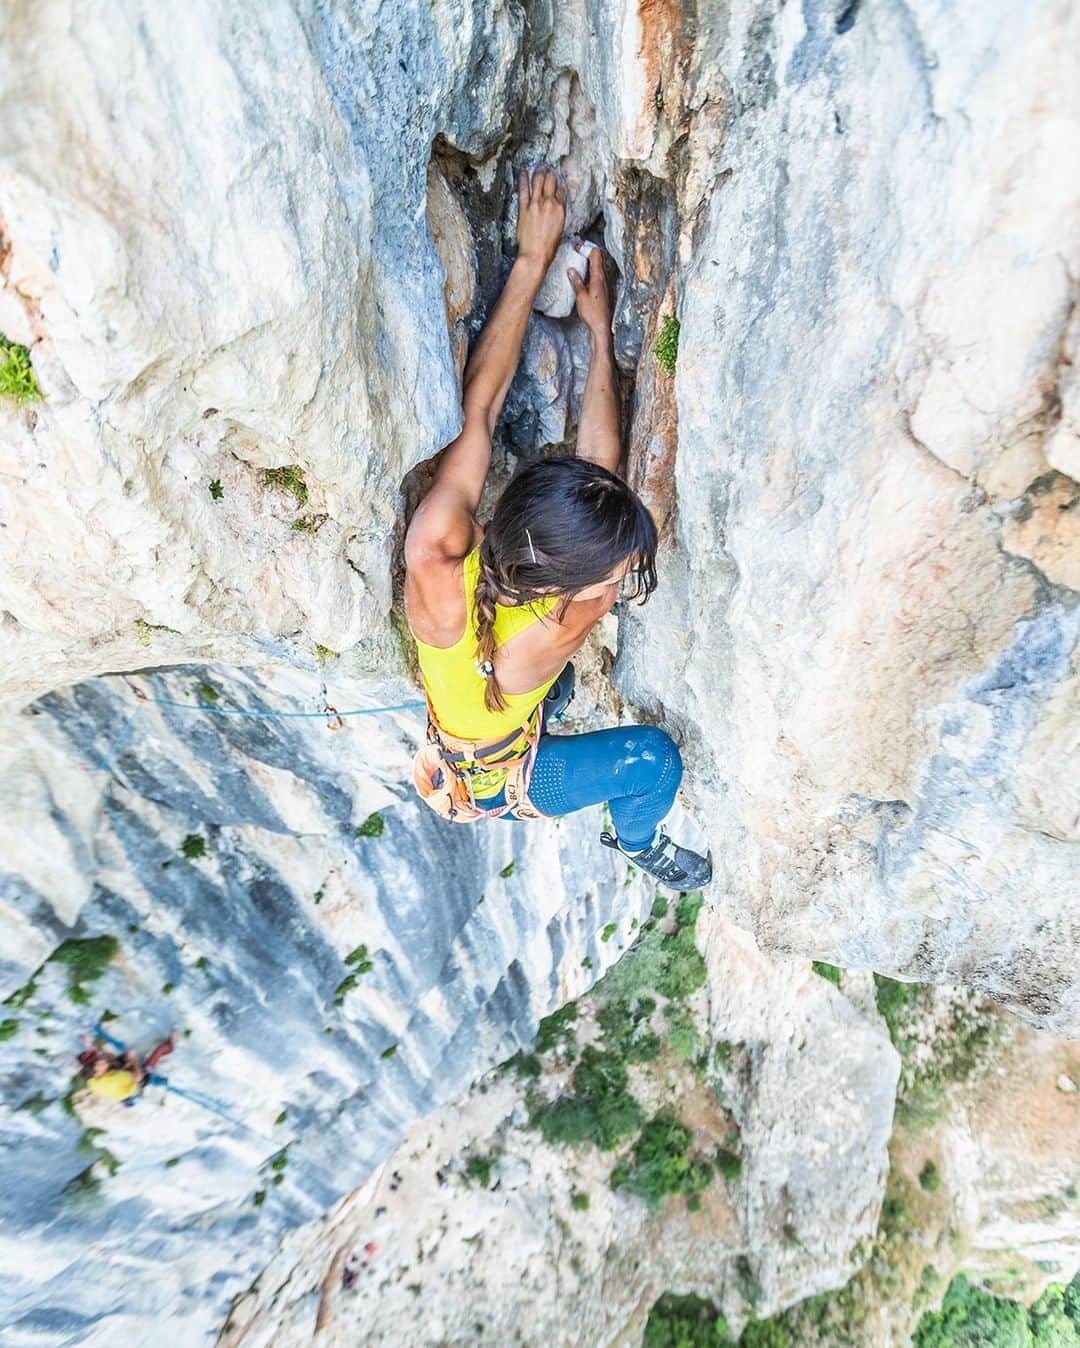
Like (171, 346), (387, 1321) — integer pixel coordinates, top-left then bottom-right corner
(153, 1078), (259, 1132)
(94, 1022), (127, 1053)
(132, 693), (425, 720)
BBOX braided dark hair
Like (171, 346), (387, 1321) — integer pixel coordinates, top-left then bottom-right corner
(474, 457), (658, 713)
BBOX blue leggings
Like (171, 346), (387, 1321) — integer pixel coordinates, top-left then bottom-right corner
(485, 726), (683, 851)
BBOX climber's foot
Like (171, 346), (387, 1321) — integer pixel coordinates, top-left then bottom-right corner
(600, 828), (712, 892)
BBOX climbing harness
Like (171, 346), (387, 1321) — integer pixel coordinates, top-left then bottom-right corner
(412, 663), (575, 823)
(411, 691), (552, 823)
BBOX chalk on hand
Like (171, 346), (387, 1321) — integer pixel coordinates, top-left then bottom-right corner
(534, 240), (600, 318)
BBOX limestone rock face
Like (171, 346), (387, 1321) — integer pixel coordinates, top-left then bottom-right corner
(613, 0), (1080, 1034)
(0, 0), (519, 702)
(0, 0), (1078, 1341)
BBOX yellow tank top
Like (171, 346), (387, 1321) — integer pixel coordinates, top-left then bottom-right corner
(87, 1069), (139, 1101)
(410, 546), (561, 799)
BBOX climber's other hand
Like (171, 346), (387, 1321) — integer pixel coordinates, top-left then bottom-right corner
(568, 242), (611, 334)
(517, 165), (566, 272)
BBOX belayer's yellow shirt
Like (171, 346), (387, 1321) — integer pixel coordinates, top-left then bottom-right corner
(86, 1070), (139, 1101)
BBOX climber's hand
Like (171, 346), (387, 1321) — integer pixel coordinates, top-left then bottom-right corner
(568, 241), (611, 335)
(516, 165), (565, 271)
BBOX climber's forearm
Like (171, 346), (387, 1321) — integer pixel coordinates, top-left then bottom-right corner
(462, 256), (545, 435)
(576, 330), (622, 474)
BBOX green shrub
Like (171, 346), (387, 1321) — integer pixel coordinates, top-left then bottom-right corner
(0, 336), (41, 404)
(913, 1274), (1033, 1347)
(812, 961), (842, 987)
(609, 1112), (711, 1211)
(664, 1004), (702, 1060)
(595, 994), (660, 1063)
(715, 1148), (742, 1182)
(573, 1045), (643, 1149)
(500, 860), (515, 878)
(180, 834), (206, 860)
(1030, 1277), (1080, 1342)
(531, 1093), (596, 1147)
(570, 1190), (590, 1211)
(644, 1292), (731, 1347)
(535, 1002), (578, 1057)
(262, 465), (308, 505)
(501, 1049), (542, 1078)
(873, 974), (924, 1052)
(653, 316), (680, 374)
(463, 1152), (498, 1188)
(290, 513), (327, 534)
(356, 812), (384, 839)
(47, 937), (119, 1005)
(919, 1161), (941, 1193)
(0, 1019), (19, 1040)
(739, 1321), (788, 1348)
(529, 1045), (643, 1152)
(657, 897), (707, 1000)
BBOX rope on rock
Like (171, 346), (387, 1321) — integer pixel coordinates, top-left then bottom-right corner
(129, 691), (426, 720)
(94, 1024), (272, 1137)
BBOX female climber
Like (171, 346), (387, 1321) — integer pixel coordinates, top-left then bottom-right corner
(404, 165), (711, 892)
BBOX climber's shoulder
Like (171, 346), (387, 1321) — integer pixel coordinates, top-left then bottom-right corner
(403, 515), (482, 647)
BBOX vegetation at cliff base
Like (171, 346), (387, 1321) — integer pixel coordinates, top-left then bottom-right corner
(0, 336), (41, 404)
(913, 1272), (1080, 1346)
(873, 975), (1000, 1132)
(462, 1151), (499, 1188)
(609, 1112), (713, 1211)
(644, 1292), (730, 1347)
(356, 812), (385, 839)
(513, 891), (726, 1213)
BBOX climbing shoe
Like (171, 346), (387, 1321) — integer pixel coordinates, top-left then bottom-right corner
(600, 828), (712, 892)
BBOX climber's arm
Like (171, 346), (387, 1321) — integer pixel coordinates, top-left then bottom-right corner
(569, 247), (622, 475)
(576, 327), (622, 474)
(406, 167), (565, 562)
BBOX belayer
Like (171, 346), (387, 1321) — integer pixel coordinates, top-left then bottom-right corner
(76, 1028), (177, 1104)
(405, 165), (711, 892)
